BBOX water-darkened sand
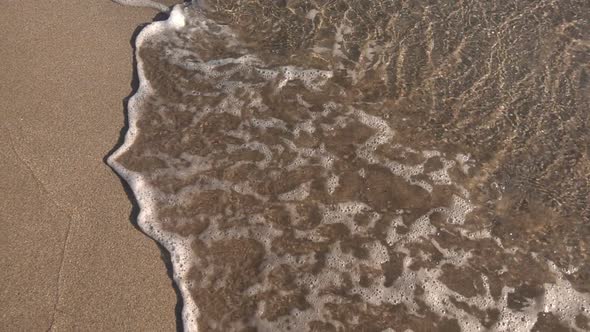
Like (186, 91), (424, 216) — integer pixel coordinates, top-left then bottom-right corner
(0, 1), (180, 330)
(113, 1), (590, 331)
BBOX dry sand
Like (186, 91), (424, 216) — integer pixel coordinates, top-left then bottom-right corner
(0, 1), (182, 330)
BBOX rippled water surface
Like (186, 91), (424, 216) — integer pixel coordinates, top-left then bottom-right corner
(109, 1), (590, 330)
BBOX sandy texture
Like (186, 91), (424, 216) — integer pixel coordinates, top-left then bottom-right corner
(0, 1), (182, 330)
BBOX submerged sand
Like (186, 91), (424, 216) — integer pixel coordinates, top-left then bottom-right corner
(0, 1), (181, 330)
(112, 2), (590, 331)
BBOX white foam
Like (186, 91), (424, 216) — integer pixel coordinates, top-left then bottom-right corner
(107, 5), (200, 331)
(111, 0), (170, 12)
(107, 3), (589, 331)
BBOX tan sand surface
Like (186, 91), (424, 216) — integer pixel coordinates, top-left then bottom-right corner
(0, 1), (182, 330)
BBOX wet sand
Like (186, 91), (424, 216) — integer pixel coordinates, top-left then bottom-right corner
(111, 1), (590, 331)
(0, 1), (181, 330)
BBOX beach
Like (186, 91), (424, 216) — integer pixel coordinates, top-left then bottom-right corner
(2, 1), (589, 331)
(0, 1), (181, 330)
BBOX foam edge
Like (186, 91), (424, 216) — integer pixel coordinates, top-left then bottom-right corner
(106, 5), (198, 331)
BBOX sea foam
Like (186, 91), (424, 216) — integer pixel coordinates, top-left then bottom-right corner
(108, 5), (199, 330)
(109, 1), (590, 331)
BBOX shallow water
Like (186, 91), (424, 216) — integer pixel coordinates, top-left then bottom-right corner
(108, 1), (590, 331)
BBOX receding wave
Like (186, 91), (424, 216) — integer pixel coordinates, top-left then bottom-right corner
(108, 1), (590, 331)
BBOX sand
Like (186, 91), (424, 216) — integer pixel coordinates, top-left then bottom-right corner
(0, 1), (182, 330)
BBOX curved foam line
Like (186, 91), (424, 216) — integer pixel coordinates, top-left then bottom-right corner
(107, 5), (198, 331)
(111, 0), (171, 13)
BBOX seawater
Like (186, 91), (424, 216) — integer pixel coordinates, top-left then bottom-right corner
(108, 1), (590, 331)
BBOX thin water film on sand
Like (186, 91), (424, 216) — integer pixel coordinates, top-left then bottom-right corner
(109, 1), (590, 331)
